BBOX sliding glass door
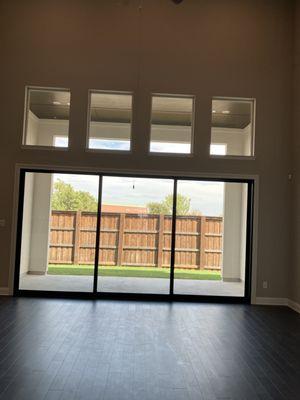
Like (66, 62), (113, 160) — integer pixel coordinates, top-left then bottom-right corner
(173, 180), (248, 297)
(18, 172), (99, 292)
(97, 176), (174, 294)
(15, 170), (252, 300)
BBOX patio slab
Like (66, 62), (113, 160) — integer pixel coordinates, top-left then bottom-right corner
(19, 275), (244, 296)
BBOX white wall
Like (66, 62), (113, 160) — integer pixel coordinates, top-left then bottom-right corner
(25, 116), (69, 146)
(222, 182), (247, 282)
(26, 111), (39, 145)
(25, 173), (52, 274)
(211, 125), (252, 156)
(20, 173), (34, 275)
(240, 185), (248, 282)
(37, 119), (69, 146)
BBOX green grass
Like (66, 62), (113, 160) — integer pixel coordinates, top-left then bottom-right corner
(47, 264), (221, 280)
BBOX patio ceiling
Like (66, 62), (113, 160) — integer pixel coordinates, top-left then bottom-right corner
(29, 90), (251, 129)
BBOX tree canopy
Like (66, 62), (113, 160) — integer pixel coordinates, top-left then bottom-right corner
(51, 180), (98, 212)
(147, 194), (191, 215)
(51, 182), (191, 215)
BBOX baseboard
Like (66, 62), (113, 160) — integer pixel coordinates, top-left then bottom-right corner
(254, 297), (300, 314)
(254, 297), (288, 306)
(287, 299), (300, 314)
(0, 287), (10, 296)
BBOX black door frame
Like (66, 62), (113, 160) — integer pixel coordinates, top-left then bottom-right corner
(14, 168), (254, 303)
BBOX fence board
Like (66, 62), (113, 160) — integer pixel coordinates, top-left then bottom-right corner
(49, 211), (223, 270)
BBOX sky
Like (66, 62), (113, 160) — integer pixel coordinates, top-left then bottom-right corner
(55, 136), (190, 153)
(54, 137), (226, 155)
(53, 174), (225, 216)
(55, 137), (130, 150)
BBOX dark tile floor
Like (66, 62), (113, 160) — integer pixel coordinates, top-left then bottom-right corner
(0, 297), (299, 400)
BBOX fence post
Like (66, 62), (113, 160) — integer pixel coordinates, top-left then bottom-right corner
(117, 213), (125, 266)
(157, 214), (164, 268)
(73, 211), (81, 264)
(199, 216), (206, 270)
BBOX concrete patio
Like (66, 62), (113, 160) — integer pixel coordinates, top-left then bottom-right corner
(19, 274), (244, 296)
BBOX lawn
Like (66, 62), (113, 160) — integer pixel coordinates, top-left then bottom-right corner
(48, 264), (221, 280)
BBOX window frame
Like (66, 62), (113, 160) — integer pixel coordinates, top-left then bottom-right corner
(148, 93), (196, 157)
(86, 89), (134, 154)
(21, 85), (71, 151)
(14, 167), (255, 304)
(209, 96), (256, 160)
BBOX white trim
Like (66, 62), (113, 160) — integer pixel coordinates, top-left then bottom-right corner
(0, 287), (10, 296)
(254, 297), (288, 306)
(147, 150), (194, 158)
(85, 148), (132, 155)
(21, 145), (69, 151)
(210, 155), (256, 161)
(287, 299), (300, 314)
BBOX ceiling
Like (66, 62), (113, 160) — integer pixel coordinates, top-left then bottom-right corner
(29, 91), (251, 129)
(29, 90), (70, 121)
(212, 99), (252, 129)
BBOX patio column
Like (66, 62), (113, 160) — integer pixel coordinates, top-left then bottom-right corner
(222, 183), (247, 282)
(27, 173), (53, 275)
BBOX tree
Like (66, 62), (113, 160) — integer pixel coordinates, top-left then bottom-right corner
(147, 194), (191, 215)
(51, 180), (98, 212)
(147, 201), (170, 215)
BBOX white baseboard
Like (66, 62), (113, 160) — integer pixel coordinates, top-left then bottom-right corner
(254, 297), (300, 314)
(287, 299), (300, 314)
(0, 287), (10, 296)
(254, 297), (288, 306)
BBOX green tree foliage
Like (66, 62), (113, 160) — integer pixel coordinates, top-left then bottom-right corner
(51, 180), (98, 212)
(147, 194), (191, 215)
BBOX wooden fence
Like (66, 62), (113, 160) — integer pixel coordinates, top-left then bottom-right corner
(49, 211), (223, 270)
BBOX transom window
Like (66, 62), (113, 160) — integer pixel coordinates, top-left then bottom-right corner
(87, 91), (133, 151)
(23, 87), (71, 148)
(210, 97), (255, 157)
(149, 94), (195, 154)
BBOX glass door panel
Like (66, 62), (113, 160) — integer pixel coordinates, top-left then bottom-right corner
(97, 176), (174, 294)
(173, 180), (248, 297)
(17, 171), (252, 299)
(19, 172), (99, 292)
